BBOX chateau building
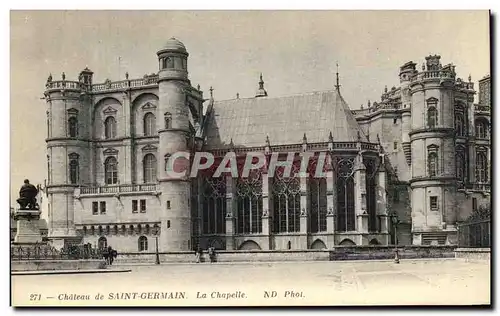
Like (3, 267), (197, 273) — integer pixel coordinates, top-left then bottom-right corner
(43, 38), (491, 252)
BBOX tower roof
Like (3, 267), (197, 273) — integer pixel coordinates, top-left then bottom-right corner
(158, 37), (187, 54)
(204, 89), (368, 149)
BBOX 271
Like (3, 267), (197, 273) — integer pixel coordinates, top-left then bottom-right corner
(29, 294), (41, 301)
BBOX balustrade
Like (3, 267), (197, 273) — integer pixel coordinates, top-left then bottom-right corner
(79, 184), (158, 195)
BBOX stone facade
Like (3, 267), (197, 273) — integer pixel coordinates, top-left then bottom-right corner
(43, 39), (491, 252)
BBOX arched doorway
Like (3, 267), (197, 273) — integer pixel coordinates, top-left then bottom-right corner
(238, 240), (261, 250)
(98, 236), (107, 249)
(310, 239), (327, 249)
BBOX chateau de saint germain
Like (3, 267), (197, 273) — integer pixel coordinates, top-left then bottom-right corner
(43, 38), (491, 252)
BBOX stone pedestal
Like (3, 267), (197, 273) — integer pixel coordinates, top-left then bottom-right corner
(13, 209), (42, 244)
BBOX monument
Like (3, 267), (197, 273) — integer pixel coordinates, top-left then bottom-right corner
(13, 179), (43, 244)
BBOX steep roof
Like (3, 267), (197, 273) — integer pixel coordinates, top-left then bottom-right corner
(204, 89), (367, 149)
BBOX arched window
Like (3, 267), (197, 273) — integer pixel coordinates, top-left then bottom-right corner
(166, 57), (174, 69)
(143, 154), (157, 183)
(455, 114), (465, 137)
(476, 152), (488, 183)
(138, 236), (148, 251)
(98, 237), (107, 249)
(336, 158), (355, 232)
(475, 119), (489, 139)
(104, 116), (117, 139)
(428, 152), (438, 177)
(310, 177), (327, 233)
(202, 177), (226, 234)
(273, 165), (301, 233)
(236, 170), (263, 234)
(69, 159), (79, 184)
(427, 107), (438, 128)
(143, 112), (156, 136)
(68, 117), (78, 137)
(104, 157), (118, 184)
(164, 112), (172, 129)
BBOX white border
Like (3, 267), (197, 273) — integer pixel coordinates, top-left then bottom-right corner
(3, 1), (498, 315)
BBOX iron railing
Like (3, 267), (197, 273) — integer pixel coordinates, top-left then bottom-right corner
(457, 207), (491, 248)
(11, 243), (105, 261)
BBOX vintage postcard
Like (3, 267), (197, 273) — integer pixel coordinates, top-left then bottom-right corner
(10, 10), (491, 307)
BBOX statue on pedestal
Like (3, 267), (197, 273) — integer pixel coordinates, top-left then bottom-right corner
(16, 179), (39, 210)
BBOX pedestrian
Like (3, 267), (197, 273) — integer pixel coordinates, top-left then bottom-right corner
(208, 247), (216, 263)
(107, 246), (116, 265)
(195, 246), (202, 263)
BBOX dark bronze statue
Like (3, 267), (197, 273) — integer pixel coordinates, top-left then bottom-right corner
(17, 179), (39, 210)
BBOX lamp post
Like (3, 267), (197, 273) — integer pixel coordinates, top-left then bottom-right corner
(391, 213), (401, 264)
(155, 235), (160, 265)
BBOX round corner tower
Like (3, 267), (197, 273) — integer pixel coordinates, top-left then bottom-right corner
(44, 69), (93, 249)
(408, 55), (458, 246)
(399, 61), (417, 166)
(156, 37), (192, 251)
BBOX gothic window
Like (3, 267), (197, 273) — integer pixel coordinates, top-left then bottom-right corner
(104, 156), (118, 185)
(272, 164), (301, 233)
(365, 159), (379, 232)
(455, 114), (465, 137)
(164, 112), (172, 129)
(138, 236), (148, 251)
(336, 158), (355, 232)
(236, 169), (263, 234)
(476, 152), (488, 183)
(69, 159), (79, 184)
(427, 106), (438, 128)
(104, 116), (117, 139)
(428, 152), (438, 177)
(143, 112), (156, 136)
(309, 177), (327, 233)
(98, 237), (107, 249)
(143, 154), (157, 183)
(475, 118), (489, 139)
(202, 177), (226, 234)
(68, 117), (78, 137)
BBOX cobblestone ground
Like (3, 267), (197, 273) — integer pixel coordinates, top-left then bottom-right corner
(12, 259), (490, 306)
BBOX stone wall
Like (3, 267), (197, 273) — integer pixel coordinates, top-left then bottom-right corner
(454, 248), (490, 262)
(113, 245), (456, 264)
(11, 259), (105, 272)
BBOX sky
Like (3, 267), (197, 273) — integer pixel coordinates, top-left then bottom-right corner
(9, 10), (490, 205)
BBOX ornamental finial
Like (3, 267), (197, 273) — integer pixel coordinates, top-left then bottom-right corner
(335, 62), (341, 90)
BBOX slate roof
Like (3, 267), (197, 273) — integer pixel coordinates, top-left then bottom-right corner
(204, 89), (368, 149)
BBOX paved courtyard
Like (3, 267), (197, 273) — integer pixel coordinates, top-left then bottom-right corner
(12, 259), (490, 306)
